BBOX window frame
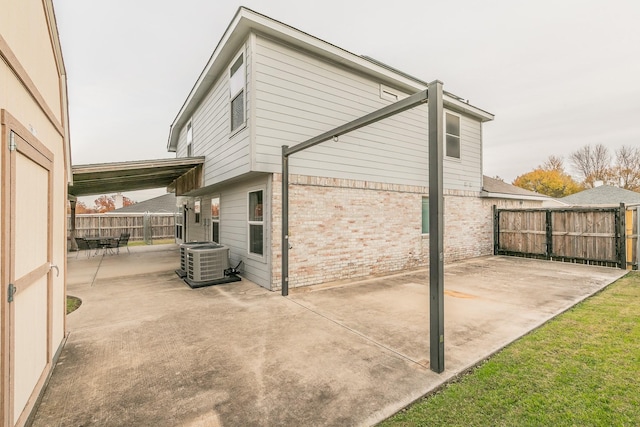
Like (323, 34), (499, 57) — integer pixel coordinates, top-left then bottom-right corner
(445, 111), (461, 160)
(211, 196), (220, 243)
(175, 208), (184, 240)
(421, 197), (429, 235)
(186, 120), (193, 156)
(194, 199), (201, 224)
(247, 189), (264, 258)
(229, 51), (246, 134)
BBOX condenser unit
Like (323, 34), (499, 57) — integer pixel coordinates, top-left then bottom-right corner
(186, 245), (229, 282)
(176, 241), (215, 278)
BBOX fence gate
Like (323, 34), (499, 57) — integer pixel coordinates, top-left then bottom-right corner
(493, 205), (629, 269)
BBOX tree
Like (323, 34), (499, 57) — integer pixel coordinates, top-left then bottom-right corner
(76, 201), (96, 214)
(569, 144), (613, 188)
(93, 195), (136, 213)
(513, 168), (583, 198)
(614, 145), (640, 191)
(541, 155), (565, 172)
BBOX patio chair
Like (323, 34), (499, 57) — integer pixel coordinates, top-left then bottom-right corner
(108, 233), (130, 254)
(74, 237), (91, 258)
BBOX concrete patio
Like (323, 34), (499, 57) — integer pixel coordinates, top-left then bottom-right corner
(30, 245), (626, 426)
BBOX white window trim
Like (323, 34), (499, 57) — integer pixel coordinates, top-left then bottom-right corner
(211, 195), (220, 243)
(194, 198), (201, 224)
(229, 49), (247, 135)
(186, 119), (193, 156)
(247, 188), (265, 259)
(421, 196), (430, 236)
(444, 111), (462, 161)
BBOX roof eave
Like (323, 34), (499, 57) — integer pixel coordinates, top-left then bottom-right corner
(480, 191), (551, 201)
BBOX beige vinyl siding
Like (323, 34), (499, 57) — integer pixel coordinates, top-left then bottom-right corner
(253, 35), (429, 186)
(220, 176), (271, 287)
(253, 35), (483, 190)
(176, 41), (252, 185)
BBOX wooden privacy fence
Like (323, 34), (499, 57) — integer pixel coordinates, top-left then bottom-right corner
(68, 213), (176, 243)
(494, 204), (639, 270)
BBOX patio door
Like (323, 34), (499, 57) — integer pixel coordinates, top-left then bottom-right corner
(1, 111), (54, 427)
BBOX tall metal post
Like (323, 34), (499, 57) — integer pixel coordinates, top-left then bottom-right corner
(282, 146), (289, 296)
(428, 80), (445, 373)
(619, 203), (626, 269)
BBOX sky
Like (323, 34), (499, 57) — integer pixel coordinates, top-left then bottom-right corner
(53, 0), (640, 203)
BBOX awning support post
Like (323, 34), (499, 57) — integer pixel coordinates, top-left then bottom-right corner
(428, 80), (445, 373)
(282, 146), (289, 296)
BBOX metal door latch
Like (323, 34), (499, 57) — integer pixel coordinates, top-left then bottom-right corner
(50, 264), (59, 277)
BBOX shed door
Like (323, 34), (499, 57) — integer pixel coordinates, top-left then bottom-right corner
(2, 112), (54, 427)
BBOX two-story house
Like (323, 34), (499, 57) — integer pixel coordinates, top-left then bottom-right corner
(168, 7), (495, 291)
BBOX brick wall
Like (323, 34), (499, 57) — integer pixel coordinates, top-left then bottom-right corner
(271, 174), (542, 289)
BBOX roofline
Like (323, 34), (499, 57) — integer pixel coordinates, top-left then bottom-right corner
(44, 0), (73, 183)
(167, 7), (494, 152)
(72, 157), (205, 173)
(480, 191), (554, 202)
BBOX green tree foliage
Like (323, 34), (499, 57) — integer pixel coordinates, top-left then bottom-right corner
(93, 194), (136, 213)
(513, 158), (583, 198)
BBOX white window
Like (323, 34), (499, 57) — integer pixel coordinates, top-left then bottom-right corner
(211, 197), (220, 243)
(175, 210), (183, 240)
(186, 121), (193, 156)
(229, 53), (246, 132)
(194, 199), (201, 224)
(421, 197), (429, 234)
(248, 190), (263, 256)
(446, 113), (461, 159)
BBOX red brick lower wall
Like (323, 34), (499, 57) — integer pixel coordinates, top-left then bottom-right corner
(270, 174), (541, 289)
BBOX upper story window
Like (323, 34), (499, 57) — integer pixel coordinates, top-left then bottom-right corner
(186, 121), (193, 156)
(445, 113), (461, 159)
(229, 53), (246, 132)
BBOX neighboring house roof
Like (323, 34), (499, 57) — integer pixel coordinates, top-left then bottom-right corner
(559, 185), (640, 206)
(111, 193), (177, 214)
(167, 7), (494, 152)
(481, 175), (552, 201)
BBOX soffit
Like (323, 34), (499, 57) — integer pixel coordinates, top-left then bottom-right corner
(68, 157), (205, 197)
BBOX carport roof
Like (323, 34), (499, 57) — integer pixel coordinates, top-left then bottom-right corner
(68, 157), (204, 197)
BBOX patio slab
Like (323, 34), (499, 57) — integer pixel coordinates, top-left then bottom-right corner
(30, 247), (626, 426)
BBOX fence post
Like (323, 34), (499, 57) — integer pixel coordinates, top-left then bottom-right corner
(626, 207), (633, 270)
(545, 210), (553, 260)
(619, 203), (626, 269)
(493, 205), (499, 255)
(143, 213), (151, 245)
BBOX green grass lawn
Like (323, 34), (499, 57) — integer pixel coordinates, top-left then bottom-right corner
(380, 272), (640, 427)
(127, 238), (175, 247)
(66, 296), (82, 314)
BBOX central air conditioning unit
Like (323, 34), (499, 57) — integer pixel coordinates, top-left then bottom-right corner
(177, 241), (214, 277)
(186, 245), (230, 282)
